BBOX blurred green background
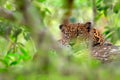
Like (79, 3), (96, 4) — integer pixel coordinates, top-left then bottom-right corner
(0, 0), (120, 80)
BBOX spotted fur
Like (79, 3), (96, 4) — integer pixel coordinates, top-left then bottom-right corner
(59, 22), (105, 47)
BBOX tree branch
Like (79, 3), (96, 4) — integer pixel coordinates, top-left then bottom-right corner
(62, 0), (74, 24)
(0, 8), (15, 21)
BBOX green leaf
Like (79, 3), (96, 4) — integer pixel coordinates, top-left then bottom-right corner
(0, 59), (8, 67)
(23, 32), (30, 41)
(20, 47), (28, 56)
(97, 6), (104, 11)
(95, 13), (102, 21)
(10, 61), (18, 66)
(37, 0), (46, 3)
(5, 3), (12, 10)
(12, 28), (22, 38)
(19, 47), (30, 61)
(113, 2), (120, 13)
(45, 8), (51, 14)
(96, 0), (102, 4)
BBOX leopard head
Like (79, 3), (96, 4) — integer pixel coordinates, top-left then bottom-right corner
(59, 22), (92, 40)
(59, 23), (77, 40)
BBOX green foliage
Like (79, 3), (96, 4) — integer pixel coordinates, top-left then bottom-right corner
(0, 21), (32, 70)
(37, 0), (46, 3)
(0, 0), (120, 80)
(94, 0), (120, 45)
(113, 1), (120, 13)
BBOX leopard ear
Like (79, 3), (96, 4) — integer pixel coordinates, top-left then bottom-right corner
(85, 22), (92, 32)
(59, 24), (63, 30)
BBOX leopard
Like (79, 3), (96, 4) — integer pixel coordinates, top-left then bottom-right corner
(59, 21), (116, 63)
(59, 22), (109, 47)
